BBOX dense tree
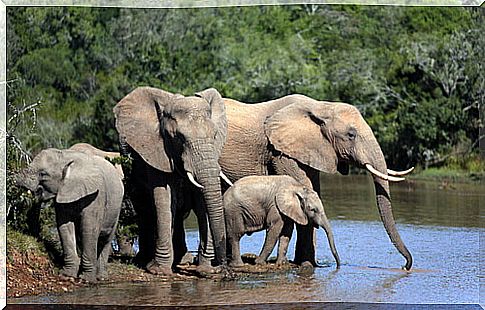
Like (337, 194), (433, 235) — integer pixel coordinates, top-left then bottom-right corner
(7, 5), (482, 169)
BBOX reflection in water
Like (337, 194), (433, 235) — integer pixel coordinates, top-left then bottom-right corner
(321, 174), (483, 227)
(9, 175), (483, 306)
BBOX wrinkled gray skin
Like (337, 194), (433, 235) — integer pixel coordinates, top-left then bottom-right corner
(113, 87), (228, 275)
(224, 175), (340, 268)
(219, 95), (413, 270)
(16, 148), (124, 282)
(69, 143), (124, 179)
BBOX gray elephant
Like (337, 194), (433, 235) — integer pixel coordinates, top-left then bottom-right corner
(16, 147), (124, 282)
(69, 143), (124, 179)
(219, 94), (414, 270)
(224, 175), (340, 268)
(113, 87), (230, 275)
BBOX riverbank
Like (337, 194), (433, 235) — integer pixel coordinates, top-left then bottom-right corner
(409, 167), (484, 183)
(6, 230), (299, 299)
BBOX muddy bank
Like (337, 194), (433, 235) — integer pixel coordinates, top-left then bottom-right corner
(7, 247), (301, 298)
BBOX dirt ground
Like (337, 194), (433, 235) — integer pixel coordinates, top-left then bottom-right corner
(7, 251), (300, 298)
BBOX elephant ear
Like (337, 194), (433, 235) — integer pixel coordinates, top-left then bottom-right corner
(275, 189), (308, 226)
(56, 159), (100, 204)
(195, 88), (227, 158)
(264, 101), (338, 174)
(113, 87), (173, 172)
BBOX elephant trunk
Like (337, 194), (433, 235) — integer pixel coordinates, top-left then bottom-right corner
(317, 214), (340, 268)
(367, 147), (413, 270)
(188, 140), (227, 266)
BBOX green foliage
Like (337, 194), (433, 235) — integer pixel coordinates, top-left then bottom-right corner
(7, 229), (48, 261)
(6, 5), (483, 170)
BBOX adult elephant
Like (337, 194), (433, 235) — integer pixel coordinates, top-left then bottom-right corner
(219, 94), (414, 270)
(113, 87), (229, 275)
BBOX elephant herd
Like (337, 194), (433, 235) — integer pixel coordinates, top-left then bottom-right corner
(16, 86), (414, 282)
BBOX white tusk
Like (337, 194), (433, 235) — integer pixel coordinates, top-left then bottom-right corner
(365, 164), (405, 182)
(187, 172), (204, 189)
(220, 171), (234, 186)
(387, 167), (414, 176)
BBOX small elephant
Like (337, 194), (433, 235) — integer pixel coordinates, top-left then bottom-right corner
(223, 175), (340, 268)
(16, 146), (124, 282)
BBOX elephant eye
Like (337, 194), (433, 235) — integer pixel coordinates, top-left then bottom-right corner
(347, 129), (357, 140)
(39, 171), (49, 178)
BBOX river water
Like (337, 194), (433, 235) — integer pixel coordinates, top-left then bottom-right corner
(9, 175), (484, 306)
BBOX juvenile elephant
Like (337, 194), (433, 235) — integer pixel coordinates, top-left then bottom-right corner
(16, 147), (124, 282)
(219, 94), (414, 270)
(224, 175), (340, 268)
(113, 87), (230, 275)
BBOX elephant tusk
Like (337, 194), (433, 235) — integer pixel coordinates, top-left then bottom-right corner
(220, 171), (234, 186)
(365, 164), (405, 182)
(187, 172), (204, 189)
(387, 167), (414, 176)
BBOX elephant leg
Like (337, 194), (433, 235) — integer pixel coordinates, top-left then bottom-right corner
(172, 208), (188, 266)
(276, 220), (294, 265)
(56, 210), (80, 278)
(132, 184), (156, 267)
(146, 185), (173, 275)
(255, 219), (284, 265)
(79, 211), (101, 282)
(271, 156), (317, 266)
(295, 168), (320, 265)
(96, 229), (116, 281)
(228, 233), (243, 267)
(193, 202), (214, 267)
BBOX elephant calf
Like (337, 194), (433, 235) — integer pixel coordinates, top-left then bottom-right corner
(16, 146), (124, 282)
(223, 175), (340, 268)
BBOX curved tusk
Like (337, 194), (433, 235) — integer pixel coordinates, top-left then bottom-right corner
(365, 164), (405, 182)
(220, 171), (234, 187)
(187, 172), (204, 189)
(387, 167), (414, 176)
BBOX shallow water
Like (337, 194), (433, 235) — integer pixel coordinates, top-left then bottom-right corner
(9, 175), (484, 306)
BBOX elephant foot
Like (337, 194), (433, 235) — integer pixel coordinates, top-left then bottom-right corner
(196, 263), (235, 279)
(195, 263), (224, 276)
(146, 260), (173, 276)
(276, 257), (289, 266)
(60, 266), (79, 279)
(297, 261), (315, 275)
(79, 272), (98, 283)
(254, 257), (267, 265)
(229, 260), (244, 268)
(96, 271), (109, 282)
(179, 252), (195, 265)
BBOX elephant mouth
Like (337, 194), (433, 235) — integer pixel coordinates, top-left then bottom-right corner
(35, 186), (56, 201)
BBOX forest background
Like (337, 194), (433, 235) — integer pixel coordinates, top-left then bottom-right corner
(5, 5), (484, 237)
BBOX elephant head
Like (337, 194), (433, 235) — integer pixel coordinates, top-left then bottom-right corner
(113, 87), (228, 265)
(16, 149), (101, 204)
(265, 96), (413, 270)
(276, 185), (340, 268)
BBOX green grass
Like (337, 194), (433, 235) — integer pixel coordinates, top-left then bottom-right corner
(410, 154), (485, 183)
(6, 229), (49, 262)
(411, 167), (484, 183)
